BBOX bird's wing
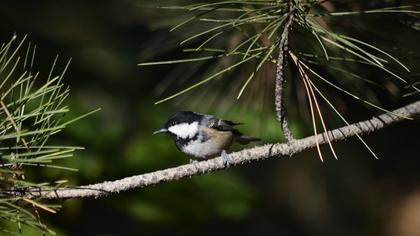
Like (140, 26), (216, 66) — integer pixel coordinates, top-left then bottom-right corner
(220, 119), (243, 126)
(203, 115), (243, 135)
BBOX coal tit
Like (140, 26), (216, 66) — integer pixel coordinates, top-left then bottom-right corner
(153, 111), (260, 165)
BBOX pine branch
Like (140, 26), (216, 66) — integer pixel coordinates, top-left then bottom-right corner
(0, 35), (97, 234)
(275, 0), (296, 142)
(22, 100), (420, 200)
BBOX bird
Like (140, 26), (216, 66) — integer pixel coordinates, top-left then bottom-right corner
(153, 111), (260, 166)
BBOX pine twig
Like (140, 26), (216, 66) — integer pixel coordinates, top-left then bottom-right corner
(0, 99), (29, 149)
(20, 100), (420, 200)
(275, 0), (296, 142)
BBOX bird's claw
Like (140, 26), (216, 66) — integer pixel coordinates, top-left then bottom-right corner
(221, 150), (231, 167)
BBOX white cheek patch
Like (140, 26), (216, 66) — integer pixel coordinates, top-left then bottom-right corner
(168, 122), (199, 139)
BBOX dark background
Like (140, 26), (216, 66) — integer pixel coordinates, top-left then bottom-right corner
(1, 1), (420, 235)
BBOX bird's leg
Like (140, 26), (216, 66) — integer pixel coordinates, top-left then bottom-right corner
(221, 150), (231, 167)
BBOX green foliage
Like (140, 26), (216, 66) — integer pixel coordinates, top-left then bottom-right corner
(0, 35), (96, 235)
(139, 0), (420, 157)
(140, 1), (419, 102)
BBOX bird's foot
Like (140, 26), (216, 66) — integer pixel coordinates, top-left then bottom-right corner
(221, 150), (231, 167)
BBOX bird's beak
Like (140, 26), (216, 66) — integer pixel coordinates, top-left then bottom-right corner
(153, 128), (167, 135)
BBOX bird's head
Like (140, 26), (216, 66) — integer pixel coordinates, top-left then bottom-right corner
(153, 111), (202, 140)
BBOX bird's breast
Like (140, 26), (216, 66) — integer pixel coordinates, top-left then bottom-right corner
(182, 127), (233, 158)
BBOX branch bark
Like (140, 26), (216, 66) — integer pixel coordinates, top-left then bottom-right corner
(25, 100), (420, 200)
(275, 0), (296, 142)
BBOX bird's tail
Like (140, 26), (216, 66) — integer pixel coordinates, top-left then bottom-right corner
(235, 135), (261, 145)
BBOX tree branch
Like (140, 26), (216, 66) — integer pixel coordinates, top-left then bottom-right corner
(23, 100), (420, 200)
(275, 0), (296, 142)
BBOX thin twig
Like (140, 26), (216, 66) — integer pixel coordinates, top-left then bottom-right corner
(295, 55), (325, 162)
(289, 51), (338, 162)
(20, 100), (420, 200)
(275, 0), (296, 142)
(0, 99), (28, 182)
(0, 99), (29, 149)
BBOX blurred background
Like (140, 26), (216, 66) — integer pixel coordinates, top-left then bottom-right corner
(1, 0), (420, 235)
